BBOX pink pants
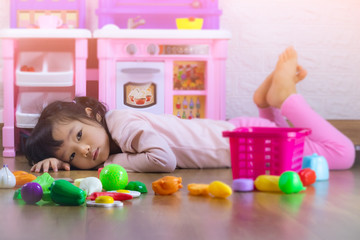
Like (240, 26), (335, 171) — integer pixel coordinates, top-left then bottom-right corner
(228, 94), (355, 170)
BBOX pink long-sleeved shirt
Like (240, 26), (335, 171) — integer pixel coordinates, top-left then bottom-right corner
(104, 109), (235, 172)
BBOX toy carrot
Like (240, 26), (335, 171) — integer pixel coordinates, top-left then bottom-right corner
(13, 171), (37, 186)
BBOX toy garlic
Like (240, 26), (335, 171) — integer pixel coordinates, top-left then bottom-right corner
(0, 165), (16, 188)
(76, 177), (103, 196)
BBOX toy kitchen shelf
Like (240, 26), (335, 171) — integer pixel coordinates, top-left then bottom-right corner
(0, 28), (91, 157)
(94, 26), (231, 120)
(10, 0), (86, 28)
(96, 0), (222, 29)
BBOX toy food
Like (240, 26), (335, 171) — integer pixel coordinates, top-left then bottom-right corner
(32, 172), (54, 201)
(302, 153), (329, 181)
(116, 190), (141, 198)
(50, 180), (87, 206)
(97, 168), (103, 178)
(96, 196), (114, 204)
(254, 175), (282, 192)
(208, 181), (232, 198)
(298, 168), (316, 186)
(125, 181), (148, 193)
(21, 182), (43, 204)
(279, 171), (306, 194)
(99, 164), (128, 191)
(152, 176), (183, 195)
(86, 196), (123, 208)
(0, 165), (16, 188)
(78, 177), (103, 196)
(74, 178), (84, 187)
(20, 65), (35, 72)
(187, 183), (209, 196)
(13, 171), (37, 186)
(13, 188), (22, 200)
(86, 192), (133, 201)
(232, 178), (254, 192)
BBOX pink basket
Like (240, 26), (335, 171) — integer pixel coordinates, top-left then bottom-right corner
(223, 127), (311, 180)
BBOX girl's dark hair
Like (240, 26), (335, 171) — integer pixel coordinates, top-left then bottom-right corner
(24, 96), (108, 166)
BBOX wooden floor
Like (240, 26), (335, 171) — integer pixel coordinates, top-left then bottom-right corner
(1, 155), (360, 240)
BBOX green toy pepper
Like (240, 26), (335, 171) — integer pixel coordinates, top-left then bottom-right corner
(50, 180), (86, 206)
(125, 181), (148, 193)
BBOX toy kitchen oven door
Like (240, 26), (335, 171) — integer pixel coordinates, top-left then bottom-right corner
(116, 62), (165, 114)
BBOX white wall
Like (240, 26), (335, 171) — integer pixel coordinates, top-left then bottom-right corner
(221, 0), (360, 120)
(1, 0), (359, 120)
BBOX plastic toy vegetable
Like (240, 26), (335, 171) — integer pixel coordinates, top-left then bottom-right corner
(254, 175), (282, 192)
(298, 168), (316, 186)
(32, 172), (54, 201)
(21, 182), (43, 204)
(125, 181), (148, 193)
(187, 183), (209, 196)
(208, 181), (232, 198)
(78, 177), (103, 196)
(50, 180), (87, 206)
(13, 188), (22, 200)
(86, 192), (133, 201)
(99, 164), (128, 191)
(152, 176), (183, 195)
(0, 165), (16, 188)
(13, 171), (37, 186)
(278, 171), (306, 194)
(302, 153), (329, 181)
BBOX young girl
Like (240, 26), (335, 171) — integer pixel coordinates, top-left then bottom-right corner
(26, 47), (355, 173)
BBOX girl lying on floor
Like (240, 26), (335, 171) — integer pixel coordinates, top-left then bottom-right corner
(25, 47), (355, 173)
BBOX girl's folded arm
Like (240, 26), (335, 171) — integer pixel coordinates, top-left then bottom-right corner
(105, 151), (176, 173)
(106, 117), (177, 172)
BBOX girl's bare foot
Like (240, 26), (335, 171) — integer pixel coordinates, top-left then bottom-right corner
(253, 71), (274, 108)
(266, 46), (299, 108)
(253, 64), (307, 108)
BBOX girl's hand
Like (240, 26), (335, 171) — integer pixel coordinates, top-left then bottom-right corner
(30, 158), (71, 173)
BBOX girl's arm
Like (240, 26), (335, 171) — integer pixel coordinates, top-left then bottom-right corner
(105, 113), (177, 172)
(30, 158), (70, 172)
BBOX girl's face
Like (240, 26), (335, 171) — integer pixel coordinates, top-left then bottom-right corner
(52, 118), (110, 169)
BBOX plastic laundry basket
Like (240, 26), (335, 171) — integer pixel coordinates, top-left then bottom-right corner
(223, 127), (311, 180)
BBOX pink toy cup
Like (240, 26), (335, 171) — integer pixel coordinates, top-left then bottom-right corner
(37, 15), (63, 29)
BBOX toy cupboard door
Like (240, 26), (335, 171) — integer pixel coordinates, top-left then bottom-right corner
(116, 61), (165, 114)
(172, 60), (206, 119)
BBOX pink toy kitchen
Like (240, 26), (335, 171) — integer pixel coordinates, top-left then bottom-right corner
(94, 0), (230, 120)
(0, 0), (231, 157)
(94, 26), (231, 120)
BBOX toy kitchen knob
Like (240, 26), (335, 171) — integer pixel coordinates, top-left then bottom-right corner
(126, 44), (137, 55)
(147, 44), (159, 55)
